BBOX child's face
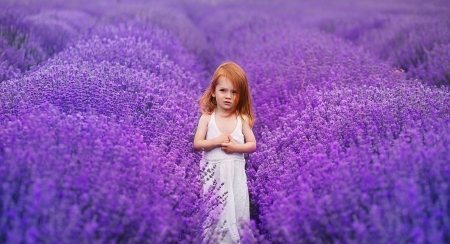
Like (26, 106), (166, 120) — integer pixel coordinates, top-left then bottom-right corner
(212, 76), (237, 112)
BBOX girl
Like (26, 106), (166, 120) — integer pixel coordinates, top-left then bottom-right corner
(193, 61), (256, 243)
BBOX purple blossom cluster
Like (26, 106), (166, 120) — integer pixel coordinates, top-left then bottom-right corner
(0, 8), (95, 82)
(1, 3), (207, 242)
(1, 0), (450, 243)
(308, 2), (450, 86)
(1, 104), (178, 243)
(249, 84), (450, 242)
(190, 3), (450, 242)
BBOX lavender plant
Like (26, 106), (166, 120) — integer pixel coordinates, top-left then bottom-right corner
(0, 10), (45, 82)
(0, 9), (96, 82)
(311, 4), (450, 86)
(0, 104), (179, 243)
(249, 84), (450, 242)
(188, 3), (450, 242)
(85, 21), (206, 81)
(409, 43), (450, 86)
(1, 3), (208, 242)
(1, 0), (450, 243)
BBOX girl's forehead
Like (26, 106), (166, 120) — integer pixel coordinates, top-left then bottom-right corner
(216, 76), (235, 88)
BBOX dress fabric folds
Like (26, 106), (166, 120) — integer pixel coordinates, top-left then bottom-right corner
(201, 110), (250, 244)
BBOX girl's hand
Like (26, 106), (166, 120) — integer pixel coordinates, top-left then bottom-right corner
(215, 133), (230, 146)
(221, 135), (238, 154)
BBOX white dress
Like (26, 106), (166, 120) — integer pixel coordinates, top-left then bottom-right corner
(201, 110), (250, 244)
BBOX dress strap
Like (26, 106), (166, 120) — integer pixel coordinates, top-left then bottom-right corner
(237, 114), (242, 128)
(210, 110), (216, 126)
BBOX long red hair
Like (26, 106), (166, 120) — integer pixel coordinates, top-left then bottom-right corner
(199, 61), (255, 127)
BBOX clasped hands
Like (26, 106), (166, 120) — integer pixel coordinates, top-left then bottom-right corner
(216, 133), (238, 154)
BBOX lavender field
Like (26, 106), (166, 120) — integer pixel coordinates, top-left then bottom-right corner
(1, 0), (450, 243)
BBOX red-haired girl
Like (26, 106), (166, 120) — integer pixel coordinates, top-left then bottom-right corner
(194, 61), (256, 243)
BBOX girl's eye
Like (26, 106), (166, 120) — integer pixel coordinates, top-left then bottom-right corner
(232, 91), (237, 94)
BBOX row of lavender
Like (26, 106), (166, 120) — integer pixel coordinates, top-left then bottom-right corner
(314, 3), (450, 87)
(254, 0), (450, 87)
(1, 0), (450, 243)
(0, 3), (213, 243)
(4, 0), (449, 86)
(188, 2), (450, 243)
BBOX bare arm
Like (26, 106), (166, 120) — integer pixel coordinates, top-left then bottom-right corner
(193, 114), (229, 151)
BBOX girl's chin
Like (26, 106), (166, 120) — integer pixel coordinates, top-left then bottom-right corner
(219, 104), (234, 111)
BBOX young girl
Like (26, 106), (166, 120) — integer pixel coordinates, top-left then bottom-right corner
(193, 61), (256, 243)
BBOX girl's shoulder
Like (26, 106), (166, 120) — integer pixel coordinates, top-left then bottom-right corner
(239, 113), (255, 129)
(199, 113), (212, 124)
(239, 114), (250, 124)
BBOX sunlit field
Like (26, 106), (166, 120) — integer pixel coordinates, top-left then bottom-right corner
(1, 0), (449, 243)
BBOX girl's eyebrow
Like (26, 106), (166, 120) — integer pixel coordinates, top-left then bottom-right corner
(217, 86), (235, 89)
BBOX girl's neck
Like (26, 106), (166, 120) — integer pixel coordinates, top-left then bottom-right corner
(215, 107), (235, 117)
